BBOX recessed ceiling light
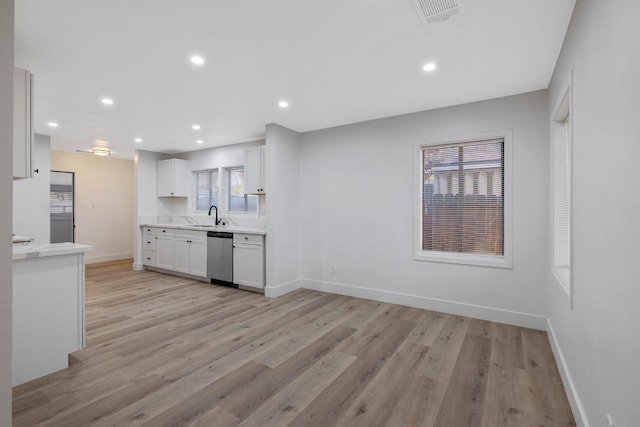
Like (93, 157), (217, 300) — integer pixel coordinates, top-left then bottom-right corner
(192, 124), (201, 130)
(47, 122), (59, 128)
(190, 55), (205, 65)
(101, 97), (114, 105)
(134, 138), (143, 143)
(422, 62), (437, 72)
(278, 100), (289, 108)
(196, 139), (204, 144)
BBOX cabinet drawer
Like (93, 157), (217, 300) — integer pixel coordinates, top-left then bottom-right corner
(157, 228), (174, 236)
(174, 229), (206, 242)
(233, 233), (263, 245)
(142, 227), (157, 234)
(142, 250), (156, 266)
(143, 236), (157, 251)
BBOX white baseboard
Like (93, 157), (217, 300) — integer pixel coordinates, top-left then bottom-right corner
(547, 319), (589, 427)
(299, 278), (547, 330)
(265, 278), (304, 298)
(132, 262), (144, 271)
(85, 252), (133, 264)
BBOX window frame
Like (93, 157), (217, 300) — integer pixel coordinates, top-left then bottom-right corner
(551, 75), (573, 306)
(413, 130), (513, 269)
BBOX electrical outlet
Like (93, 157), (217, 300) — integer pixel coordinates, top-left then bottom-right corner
(330, 265), (336, 275)
(606, 414), (615, 427)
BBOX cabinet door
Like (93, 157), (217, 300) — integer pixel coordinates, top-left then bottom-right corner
(156, 235), (175, 270)
(156, 159), (174, 197)
(233, 243), (264, 289)
(13, 68), (34, 179)
(245, 146), (264, 194)
(189, 239), (207, 278)
(172, 159), (189, 197)
(173, 238), (190, 273)
(157, 159), (189, 197)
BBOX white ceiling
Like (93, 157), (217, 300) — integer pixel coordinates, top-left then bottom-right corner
(15, 0), (575, 159)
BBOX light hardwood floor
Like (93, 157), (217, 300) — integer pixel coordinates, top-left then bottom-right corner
(12, 260), (575, 426)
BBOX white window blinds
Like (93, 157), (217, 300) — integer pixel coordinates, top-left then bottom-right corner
(553, 116), (571, 269)
(421, 139), (504, 256)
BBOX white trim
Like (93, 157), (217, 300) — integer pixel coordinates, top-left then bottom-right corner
(414, 250), (508, 269)
(413, 129), (513, 269)
(85, 252), (134, 264)
(265, 278), (304, 298)
(132, 262), (145, 271)
(547, 318), (590, 427)
(300, 278), (546, 330)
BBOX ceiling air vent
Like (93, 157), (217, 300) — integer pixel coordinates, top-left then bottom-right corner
(411, 0), (459, 24)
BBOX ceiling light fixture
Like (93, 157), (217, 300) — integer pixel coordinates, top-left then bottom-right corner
(196, 139), (204, 144)
(47, 122), (59, 128)
(134, 138), (143, 143)
(91, 147), (111, 156)
(278, 100), (289, 108)
(101, 97), (114, 105)
(423, 62), (437, 72)
(192, 124), (201, 130)
(190, 55), (205, 65)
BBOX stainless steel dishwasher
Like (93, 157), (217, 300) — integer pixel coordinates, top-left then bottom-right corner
(206, 231), (235, 287)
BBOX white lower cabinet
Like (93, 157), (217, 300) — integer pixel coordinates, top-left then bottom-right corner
(156, 234), (175, 270)
(233, 233), (265, 290)
(174, 231), (207, 278)
(142, 227), (207, 279)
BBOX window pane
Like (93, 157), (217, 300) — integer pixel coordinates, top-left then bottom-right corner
(195, 170), (219, 210)
(227, 167), (257, 213)
(422, 139), (504, 256)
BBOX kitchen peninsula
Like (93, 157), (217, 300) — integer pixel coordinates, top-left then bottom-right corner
(12, 242), (92, 386)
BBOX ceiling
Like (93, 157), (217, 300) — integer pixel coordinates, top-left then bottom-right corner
(14, 0), (576, 159)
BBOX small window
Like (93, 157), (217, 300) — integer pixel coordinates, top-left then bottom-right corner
(417, 134), (511, 268)
(226, 167), (258, 214)
(195, 169), (219, 211)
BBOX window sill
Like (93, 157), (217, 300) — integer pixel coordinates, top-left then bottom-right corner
(414, 250), (512, 269)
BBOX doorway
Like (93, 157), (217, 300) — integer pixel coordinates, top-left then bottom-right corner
(50, 171), (74, 243)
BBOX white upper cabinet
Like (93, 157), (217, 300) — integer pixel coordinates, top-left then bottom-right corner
(245, 146), (265, 194)
(13, 68), (34, 179)
(157, 158), (188, 197)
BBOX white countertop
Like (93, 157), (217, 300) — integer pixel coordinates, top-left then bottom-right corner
(13, 242), (94, 261)
(140, 223), (266, 235)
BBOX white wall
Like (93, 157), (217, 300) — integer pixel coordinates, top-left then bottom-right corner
(0, 1), (13, 424)
(264, 124), (302, 295)
(13, 134), (50, 243)
(51, 151), (134, 264)
(298, 91), (549, 328)
(547, 1), (640, 426)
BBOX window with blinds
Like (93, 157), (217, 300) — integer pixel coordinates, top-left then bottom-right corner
(553, 84), (572, 295)
(421, 138), (504, 257)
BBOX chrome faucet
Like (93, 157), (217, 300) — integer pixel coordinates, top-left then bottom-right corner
(208, 205), (222, 225)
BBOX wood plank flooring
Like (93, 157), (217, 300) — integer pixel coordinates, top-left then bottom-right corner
(12, 260), (576, 426)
